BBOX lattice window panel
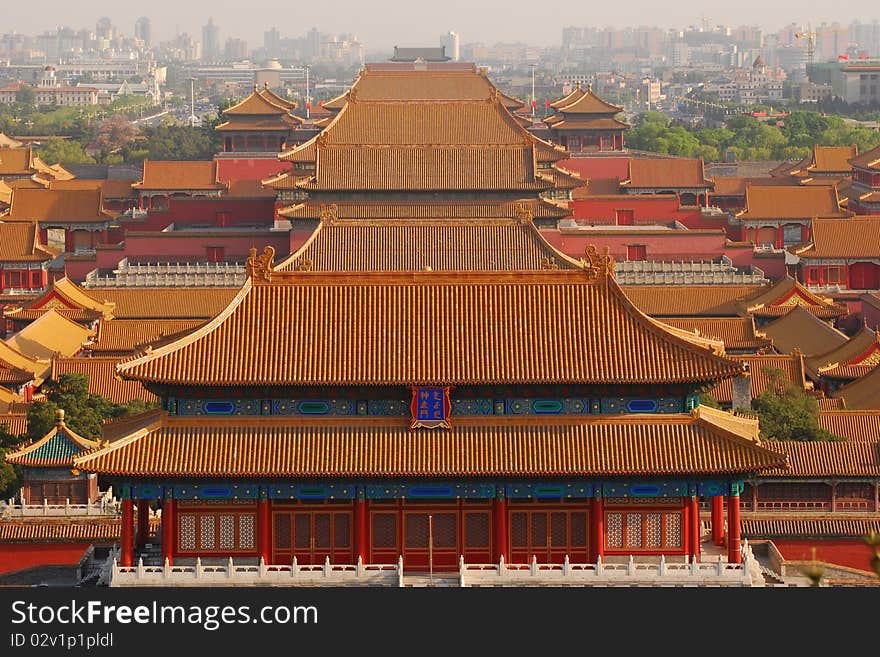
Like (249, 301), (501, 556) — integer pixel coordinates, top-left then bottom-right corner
(531, 513), (547, 547)
(606, 513), (623, 548)
(645, 514), (662, 548)
(837, 483), (873, 500)
(334, 514), (350, 548)
(314, 514), (331, 549)
(625, 513), (642, 548)
(372, 514), (397, 549)
(199, 515), (216, 550)
(239, 514), (255, 550)
(664, 513), (681, 548)
(465, 513), (489, 548)
(550, 513), (567, 548)
(570, 512), (587, 547)
(294, 514), (311, 549)
(405, 514), (429, 548)
(511, 513), (528, 547)
(179, 514), (196, 551)
(273, 514), (291, 549)
(433, 514), (457, 548)
(219, 515), (235, 550)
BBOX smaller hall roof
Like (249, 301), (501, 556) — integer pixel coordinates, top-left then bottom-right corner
(808, 145), (858, 174)
(659, 317), (772, 352)
(4, 188), (115, 224)
(831, 366), (880, 410)
(549, 85), (586, 109)
(736, 185), (851, 221)
(5, 309), (94, 361)
(622, 158), (712, 189)
(818, 410), (880, 441)
(0, 222), (56, 262)
(3, 277), (115, 322)
(760, 439), (880, 478)
(805, 326), (880, 381)
(848, 143), (880, 171)
(761, 305), (848, 356)
(4, 409), (99, 468)
(551, 84), (623, 115)
(710, 353), (809, 405)
(133, 160), (226, 191)
(86, 319), (205, 356)
(621, 285), (765, 317)
(735, 277), (847, 320)
(796, 217), (880, 260)
(52, 357), (157, 405)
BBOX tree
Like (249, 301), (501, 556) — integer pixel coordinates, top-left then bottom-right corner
(26, 373), (158, 442)
(0, 448), (18, 499)
(35, 138), (95, 165)
(87, 114), (137, 162)
(750, 368), (840, 441)
(15, 85), (36, 109)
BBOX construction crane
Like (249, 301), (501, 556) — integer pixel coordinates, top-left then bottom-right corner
(795, 24), (817, 71)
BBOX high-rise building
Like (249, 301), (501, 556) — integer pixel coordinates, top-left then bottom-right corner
(202, 18), (220, 61)
(441, 31), (460, 61)
(225, 37), (249, 61)
(96, 17), (113, 41)
(264, 27), (281, 59)
(135, 17), (152, 49)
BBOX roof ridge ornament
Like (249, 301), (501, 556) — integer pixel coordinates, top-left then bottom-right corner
(582, 244), (615, 281)
(319, 203), (339, 224)
(246, 246), (275, 282)
(513, 202), (533, 223)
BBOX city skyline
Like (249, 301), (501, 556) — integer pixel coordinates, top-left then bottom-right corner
(3, 1), (880, 50)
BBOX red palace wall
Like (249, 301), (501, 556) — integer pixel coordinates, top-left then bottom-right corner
(570, 197), (705, 226)
(138, 197), (277, 230)
(772, 539), (876, 574)
(557, 157), (631, 180)
(215, 158), (291, 183)
(864, 300), (880, 330)
(121, 232), (291, 260)
(0, 543), (91, 575)
(543, 228), (728, 262)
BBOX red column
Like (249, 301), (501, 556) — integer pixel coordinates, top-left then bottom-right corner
(161, 495), (175, 567)
(689, 495), (700, 562)
(354, 497), (369, 563)
(493, 496), (508, 562)
(591, 496), (604, 561)
(64, 230), (74, 253)
(120, 498), (134, 567)
(136, 500), (150, 549)
(682, 497), (690, 556)
(711, 495), (725, 547)
(258, 495), (271, 564)
(775, 225), (784, 249)
(727, 494), (741, 564)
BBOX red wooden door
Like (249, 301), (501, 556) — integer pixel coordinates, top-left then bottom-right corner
(272, 507), (352, 565)
(509, 507), (589, 564)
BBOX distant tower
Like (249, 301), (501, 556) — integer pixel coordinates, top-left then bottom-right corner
(752, 54), (766, 75)
(264, 26), (281, 59)
(441, 31), (460, 61)
(40, 65), (57, 88)
(135, 17), (152, 49)
(96, 17), (113, 41)
(202, 18), (220, 61)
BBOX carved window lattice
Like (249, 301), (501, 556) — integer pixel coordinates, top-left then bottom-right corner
(239, 515), (255, 550)
(334, 514), (351, 548)
(294, 514), (311, 549)
(664, 513), (681, 548)
(219, 515), (235, 550)
(465, 513), (490, 548)
(314, 514), (331, 549)
(274, 514), (291, 549)
(606, 513), (623, 548)
(625, 514), (642, 548)
(199, 515), (216, 550)
(645, 514), (662, 548)
(431, 514), (455, 548)
(179, 514), (196, 551)
(511, 513), (528, 548)
(570, 512), (587, 547)
(405, 514), (429, 548)
(372, 514), (397, 549)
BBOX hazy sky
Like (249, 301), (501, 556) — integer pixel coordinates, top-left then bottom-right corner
(5, 1), (879, 49)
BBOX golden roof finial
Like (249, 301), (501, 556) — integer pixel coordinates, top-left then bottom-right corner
(583, 244), (615, 281)
(513, 202), (533, 223)
(246, 246), (276, 282)
(55, 408), (65, 425)
(319, 203), (339, 224)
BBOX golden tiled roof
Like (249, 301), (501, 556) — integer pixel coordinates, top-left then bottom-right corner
(622, 158), (712, 189)
(737, 185), (851, 220)
(0, 146), (36, 176)
(258, 87), (298, 111)
(761, 306), (848, 355)
(0, 222), (56, 262)
(710, 176), (792, 196)
(74, 410), (786, 477)
(48, 178), (136, 199)
(5, 412), (99, 467)
(0, 518), (158, 543)
(0, 340), (49, 383)
(736, 277), (847, 320)
(277, 199), (570, 221)
(806, 327), (879, 380)
(51, 357), (157, 405)
(119, 265), (745, 387)
(6, 309), (94, 361)
(133, 160), (226, 191)
(817, 396), (846, 411)
(4, 278), (114, 323)
(0, 413), (27, 437)
(809, 145), (858, 174)
(5, 188), (115, 224)
(215, 116), (300, 131)
(620, 285), (764, 317)
(761, 439), (880, 477)
(83, 288), (237, 320)
(548, 117), (631, 131)
(299, 145), (551, 191)
(741, 518), (880, 539)
(222, 87), (291, 116)
(710, 353), (808, 404)
(549, 85), (585, 109)
(832, 366), (880, 410)
(553, 86), (623, 115)
(87, 319), (205, 356)
(0, 134), (23, 148)
(660, 317), (772, 351)
(276, 218), (582, 272)
(818, 410), (880, 441)
(797, 217), (880, 259)
(0, 359), (35, 385)
(848, 143), (880, 170)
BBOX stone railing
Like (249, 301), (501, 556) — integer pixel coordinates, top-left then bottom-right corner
(110, 556), (402, 588)
(460, 542), (759, 587)
(1, 497), (119, 518)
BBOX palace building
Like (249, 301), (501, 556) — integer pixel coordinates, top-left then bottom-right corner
(63, 65), (793, 586)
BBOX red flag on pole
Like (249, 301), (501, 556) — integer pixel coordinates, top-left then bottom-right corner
(306, 101), (311, 110)
(545, 100), (550, 108)
(531, 100), (537, 108)
(838, 54), (850, 60)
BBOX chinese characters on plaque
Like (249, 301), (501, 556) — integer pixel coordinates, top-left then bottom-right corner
(410, 386), (452, 430)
